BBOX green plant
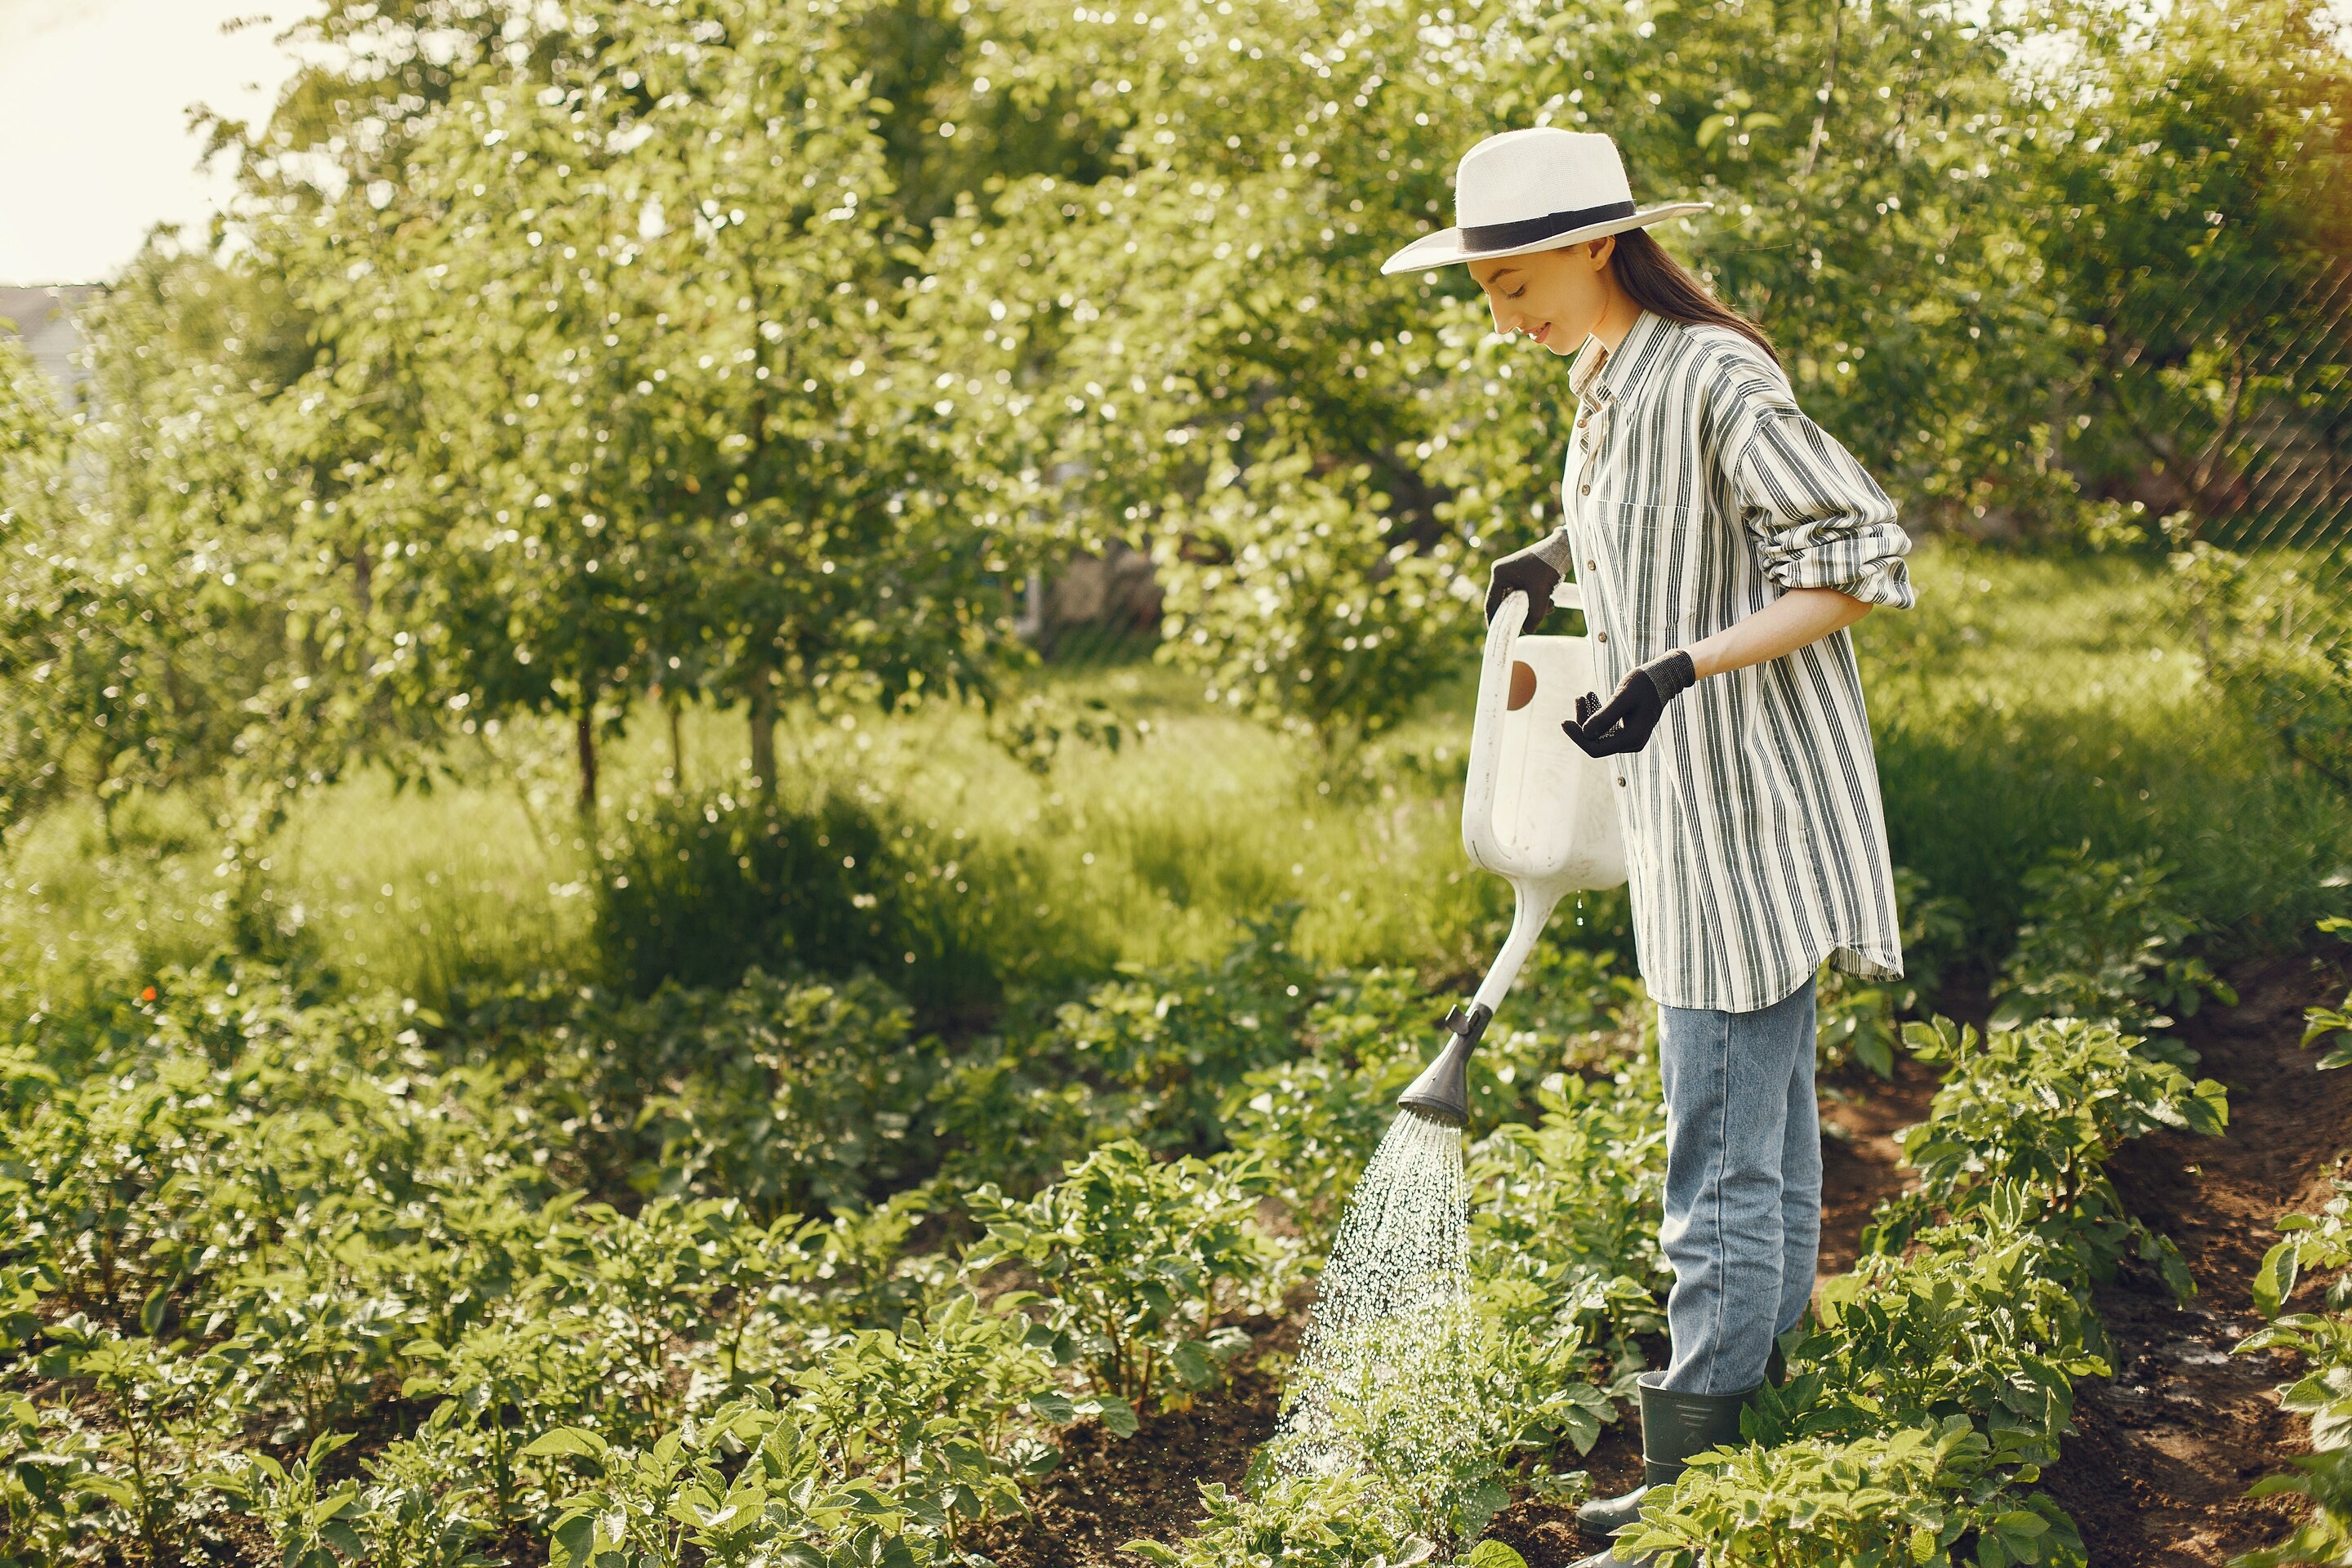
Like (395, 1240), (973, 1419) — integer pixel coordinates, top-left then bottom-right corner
(353, 1436), (497, 1568)
(791, 1291), (1066, 1550)
(209, 1432), (367, 1568)
(1991, 844), (2237, 1036)
(1619, 1416), (2085, 1568)
(1816, 868), (1968, 1079)
(32, 1319), (236, 1566)
(1869, 1016), (2227, 1296)
(1468, 1055), (1671, 1365)
(2231, 1448), (2352, 1567)
(1120, 1472), (1430, 1568)
(966, 1140), (1275, 1414)
(2253, 1178), (2352, 1320)
(2305, 917), (2352, 1071)
(1771, 1188), (2110, 1466)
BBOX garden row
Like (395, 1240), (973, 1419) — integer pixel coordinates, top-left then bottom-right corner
(0, 813), (2253, 1568)
(1127, 853), (2242, 1566)
(2225, 920), (2352, 1566)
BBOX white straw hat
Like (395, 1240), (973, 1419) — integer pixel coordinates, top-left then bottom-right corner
(1381, 127), (1711, 275)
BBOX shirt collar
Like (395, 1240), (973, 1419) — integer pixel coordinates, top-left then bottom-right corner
(1569, 307), (1669, 408)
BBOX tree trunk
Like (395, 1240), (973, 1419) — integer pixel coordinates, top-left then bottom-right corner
(748, 672), (777, 795)
(575, 709), (599, 823)
(667, 692), (686, 792)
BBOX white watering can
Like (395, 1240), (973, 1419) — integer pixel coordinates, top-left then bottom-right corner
(1397, 585), (1629, 1126)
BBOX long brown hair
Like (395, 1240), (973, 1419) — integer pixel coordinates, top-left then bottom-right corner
(1607, 227), (1780, 367)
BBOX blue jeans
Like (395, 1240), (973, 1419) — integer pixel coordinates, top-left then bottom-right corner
(1646, 975), (1820, 1396)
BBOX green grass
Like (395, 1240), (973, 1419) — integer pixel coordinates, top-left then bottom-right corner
(2, 540), (2344, 1018)
(1862, 543), (2352, 958)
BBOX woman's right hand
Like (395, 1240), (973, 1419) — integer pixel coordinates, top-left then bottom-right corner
(1485, 544), (1564, 632)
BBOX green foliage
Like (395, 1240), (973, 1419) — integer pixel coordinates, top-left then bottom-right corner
(2305, 918), (2352, 1072)
(1043, 906), (1319, 1152)
(1869, 1016), (2227, 1297)
(1281, 1294), (1610, 1544)
(2252, 1178), (2352, 1321)
(2234, 1168), (2352, 1566)
(1992, 844), (2238, 1036)
(2174, 544), (2352, 797)
(2234, 1447), (2352, 1568)
(1771, 1190), (2110, 1467)
(1468, 1057), (1672, 1367)
(1619, 1416), (2085, 1568)
(593, 788), (1091, 1017)
(1817, 867), (1969, 1079)
(1120, 1472), (1430, 1568)
(208, 1432), (367, 1568)
(966, 1139), (1276, 1414)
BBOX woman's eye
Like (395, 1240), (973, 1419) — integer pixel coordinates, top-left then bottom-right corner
(1508, 287), (1526, 299)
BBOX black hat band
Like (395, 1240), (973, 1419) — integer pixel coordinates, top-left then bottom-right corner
(1460, 199), (1639, 252)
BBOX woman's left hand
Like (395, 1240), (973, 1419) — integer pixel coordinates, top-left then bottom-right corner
(1565, 650), (1697, 757)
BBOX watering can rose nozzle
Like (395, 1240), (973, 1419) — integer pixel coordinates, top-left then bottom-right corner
(1397, 1003), (1492, 1128)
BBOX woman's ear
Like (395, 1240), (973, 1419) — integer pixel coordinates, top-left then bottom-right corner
(1587, 234), (1618, 269)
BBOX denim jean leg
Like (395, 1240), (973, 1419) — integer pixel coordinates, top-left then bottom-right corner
(1655, 987), (1806, 1396)
(1776, 978), (1822, 1339)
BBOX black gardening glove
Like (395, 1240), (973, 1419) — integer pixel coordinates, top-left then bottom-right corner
(1484, 544), (1564, 633)
(1565, 650), (1698, 758)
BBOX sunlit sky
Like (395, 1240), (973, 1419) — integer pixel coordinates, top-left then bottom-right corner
(0, 0), (312, 286)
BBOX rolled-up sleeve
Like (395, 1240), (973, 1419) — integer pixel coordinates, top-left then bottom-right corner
(1734, 408), (1915, 610)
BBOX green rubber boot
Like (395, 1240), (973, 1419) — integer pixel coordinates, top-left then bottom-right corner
(1570, 1344), (1781, 1564)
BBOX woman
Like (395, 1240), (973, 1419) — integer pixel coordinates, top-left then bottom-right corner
(1381, 128), (1915, 1566)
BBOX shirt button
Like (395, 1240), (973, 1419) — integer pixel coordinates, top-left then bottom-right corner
(1596, 632), (1606, 644)
(1616, 777), (1627, 787)
(1586, 559), (1597, 570)
(1579, 484), (1591, 495)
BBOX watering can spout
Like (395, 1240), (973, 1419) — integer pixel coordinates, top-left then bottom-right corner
(1397, 1004), (1490, 1128)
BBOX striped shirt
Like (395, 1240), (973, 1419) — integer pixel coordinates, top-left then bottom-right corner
(1529, 308), (1915, 1013)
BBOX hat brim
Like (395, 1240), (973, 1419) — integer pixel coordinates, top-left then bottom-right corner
(1379, 201), (1713, 276)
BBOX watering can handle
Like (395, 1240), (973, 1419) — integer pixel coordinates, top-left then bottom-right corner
(1463, 583), (1581, 869)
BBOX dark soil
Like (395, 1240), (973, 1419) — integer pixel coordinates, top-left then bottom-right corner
(991, 951), (2352, 1566)
(971, 1324), (1294, 1566)
(2040, 951), (2352, 1566)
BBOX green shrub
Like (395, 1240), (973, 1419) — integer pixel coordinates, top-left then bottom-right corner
(2305, 915), (2352, 1071)
(1991, 844), (2237, 1036)
(965, 1139), (1277, 1416)
(591, 788), (1097, 1020)
(1771, 1188), (2109, 1466)
(1619, 1415), (2085, 1568)
(1468, 1056), (1671, 1369)
(1120, 1471), (1430, 1568)
(1046, 908), (1320, 1153)
(1867, 1016), (2226, 1296)
(2251, 1177), (2352, 1321)
(511, 969), (945, 1218)
(1274, 1290), (1610, 1548)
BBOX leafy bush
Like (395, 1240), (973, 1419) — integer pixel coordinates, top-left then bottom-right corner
(2305, 915), (2352, 1071)
(592, 787), (1095, 1019)
(1276, 1291), (1610, 1548)
(1468, 1057), (1671, 1369)
(2234, 1172), (2352, 1568)
(966, 1140), (1277, 1415)
(1868, 1016), (2227, 1296)
(1619, 1416), (2085, 1568)
(1771, 1188), (2109, 1466)
(1047, 909), (1320, 1153)
(1120, 1471), (1431, 1568)
(2173, 540), (2352, 795)
(1991, 844), (2237, 1036)
(503, 969), (945, 1218)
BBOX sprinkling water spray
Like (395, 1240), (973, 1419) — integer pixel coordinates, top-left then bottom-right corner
(1276, 586), (1627, 1477)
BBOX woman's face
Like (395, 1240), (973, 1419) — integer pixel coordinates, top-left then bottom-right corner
(1468, 236), (1615, 355)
